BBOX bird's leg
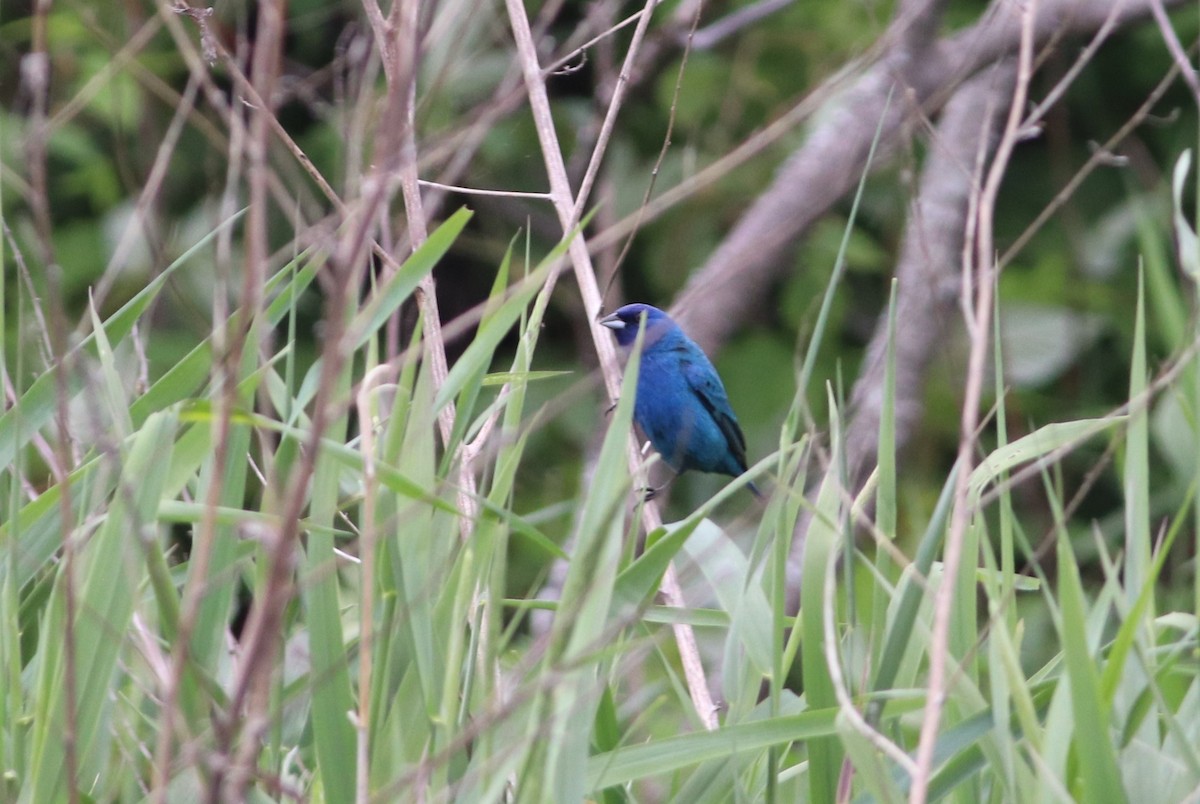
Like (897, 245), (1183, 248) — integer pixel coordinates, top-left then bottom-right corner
(639, 472), (676, 501)
(604, 399), (618, 416)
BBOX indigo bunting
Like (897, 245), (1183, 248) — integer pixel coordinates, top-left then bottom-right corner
(599, 303), (762, 497)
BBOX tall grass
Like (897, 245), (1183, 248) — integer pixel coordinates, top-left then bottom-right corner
(5, 0), (1200, 798)
(3, 184), (1200, 803)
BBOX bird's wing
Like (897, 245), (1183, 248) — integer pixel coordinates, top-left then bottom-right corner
(680, 349), (749, 465)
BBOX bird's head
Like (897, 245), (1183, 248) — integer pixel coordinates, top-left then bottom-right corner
(598, 303), (676, 348)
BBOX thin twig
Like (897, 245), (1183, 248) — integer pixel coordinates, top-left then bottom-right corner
(690, 0), (795, 50)
(844, 62), (1013, 516)
(49, 14), (164, 129)
(671, 0), (1190, 355)
(822, 542), (919, 778)
(542, 7), (652, 76)
(151, 21), (255, 794)
(24, 0), (80, 798)
(1149, 0), (1200, 108)
(197, 0), (286, 799)
(605, 0), (703, 304)
(354, 364), (393, 804)
(999, 37), (1186, 268)
(417, 180), (553, 199)
(23, 0), (56, 275)
(570, 0), (661, 224)
(1023, 0), (1126, 131)
(503, 0), (720, 729)
(910, 2), (1037, 801)
(93, 76), (201, 309)
(48, 257), (82, 804)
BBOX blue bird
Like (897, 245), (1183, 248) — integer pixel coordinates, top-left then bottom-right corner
(599, 303), (762, 498)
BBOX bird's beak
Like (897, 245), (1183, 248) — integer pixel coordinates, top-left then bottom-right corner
(598, 312), (624, 330)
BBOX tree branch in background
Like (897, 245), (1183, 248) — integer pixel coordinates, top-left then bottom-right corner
(782, 60), (1017, 612)
(773, 0), (1171, 607)
(671, 0), (1184, 355)
(688, 0), (797, 52)
(914, 0), (1037, 787)
(842, 63), (1014, 508)
(782, 60), (1016, 610)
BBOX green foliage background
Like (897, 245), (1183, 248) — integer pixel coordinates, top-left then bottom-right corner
(4, 0), (1200, 801)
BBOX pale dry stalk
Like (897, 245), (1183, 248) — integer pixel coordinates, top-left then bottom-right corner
(909, 2), (1038, 801)
(503, 0), (720, 729)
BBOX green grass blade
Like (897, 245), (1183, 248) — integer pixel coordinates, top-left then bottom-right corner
(800, 384), (844, 803)
(1056, 534), (1127, 803)
(587, 709), (839, 791)
(26, 410), (177, 802)
(0, 209), (243, 472)
(347, 207), (472, 349)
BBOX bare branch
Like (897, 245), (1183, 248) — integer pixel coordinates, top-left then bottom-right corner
(843, 63), (1015, 499)
(689, 0), (797, 51)
(417, 179), (553, 199)
(503, 0), (721, 730)
(671, 0), (1189, 355)
(212, 0), (288, 797)
(1150, 0), (1200, 109)
(911, 0), (1037, 798)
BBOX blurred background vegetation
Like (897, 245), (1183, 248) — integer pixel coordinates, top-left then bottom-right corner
(6, 0), (1200, 567)
(6, 0), (1200, 799)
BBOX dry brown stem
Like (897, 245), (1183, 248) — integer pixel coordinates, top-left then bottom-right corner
(503, 0), (720, 730)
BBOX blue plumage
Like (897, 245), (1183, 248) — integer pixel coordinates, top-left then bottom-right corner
(599, 303), (762, 497)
